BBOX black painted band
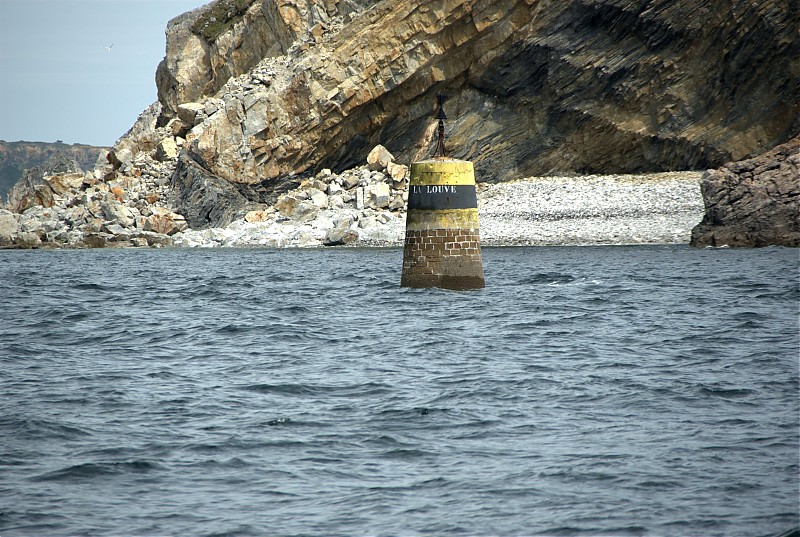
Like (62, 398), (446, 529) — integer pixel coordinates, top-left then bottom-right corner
(407, 184), (477, 210)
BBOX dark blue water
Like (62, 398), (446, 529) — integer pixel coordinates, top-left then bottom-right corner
(1, 245), (797, 537)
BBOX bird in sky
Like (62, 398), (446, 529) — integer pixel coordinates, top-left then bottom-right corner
(105, 43), (114, 52)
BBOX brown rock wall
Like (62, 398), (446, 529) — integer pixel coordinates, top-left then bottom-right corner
(149, 0), (798, 204)
(690, 137), (799, 247)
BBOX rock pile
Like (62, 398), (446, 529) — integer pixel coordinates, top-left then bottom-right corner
(4, 152), (84, 214)
(0, 168), (185, 249)
(0, 140), (708, 249)
(0, 105), (189, 249)
(0, 140), (110, 205)
(173, 145), (409, 247)
(0, 142), (411, 249)
(171, 167), (706, 248)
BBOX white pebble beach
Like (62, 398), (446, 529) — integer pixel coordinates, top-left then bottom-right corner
(174, 171), (706, 248)
(478, 171), (705, 246)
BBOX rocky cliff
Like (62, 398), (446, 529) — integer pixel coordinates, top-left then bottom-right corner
(690, 137), (799, 248)
(2, 0), (796, 249)
(155, 0), (372, 121)
(153, 0), (798, 192)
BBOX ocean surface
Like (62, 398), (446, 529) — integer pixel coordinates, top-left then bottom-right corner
(0, 245), (797, 537)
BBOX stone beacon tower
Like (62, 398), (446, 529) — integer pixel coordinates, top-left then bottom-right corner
(400, 96), (485, 290)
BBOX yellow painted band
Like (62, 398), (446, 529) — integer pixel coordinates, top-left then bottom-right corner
(405, 208), (480, 231)
(410, 159), (476, 186)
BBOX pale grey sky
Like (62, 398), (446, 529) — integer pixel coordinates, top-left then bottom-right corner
(0, 0), (209, 147)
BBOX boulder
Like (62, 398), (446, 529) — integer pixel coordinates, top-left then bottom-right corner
(100, 200), (136, 228)
(386, 162), (408, 185)
(104, 223), (129, 236)
(166, 117), (189, 137)
(341, 172), (360, 190)
(323, 215), (358, 246)
(83, 232), (110, 248)
(367, 145), (394, 172)
(328, 194), (346, 209)
(364, 182), (391, 209)
(107, 147), (133, 172)
(109, 186), (126, 201)
(389, 194), (405, 211)
(14, 231), (42, 248)
(45, 172), (85, 195)
(144, 209), (188, 236)
(176, 102), (206, 127)
(65, 205), (91, 227)
(155, 137), (179, 161)
(690, 137), (800, 247)
(292, 200), (320, 222)
(6, 183), (56, 213)
(81, 218), (105, 234)
(244, 209), (272, 222)
(309, 189), (329, 208)
(276, 194), (301, 217)
(0, 210), (19, 245)
(327, 182), (344, 196)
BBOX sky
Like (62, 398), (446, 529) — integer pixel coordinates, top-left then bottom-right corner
(0, 0), (210, 147)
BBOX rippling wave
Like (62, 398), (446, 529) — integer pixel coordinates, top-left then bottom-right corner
(0, 246), (797, 536)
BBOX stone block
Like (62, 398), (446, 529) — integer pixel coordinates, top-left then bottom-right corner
(0, 210), (19, 244)
(45, 173), (85, 195)
(365, 182), (390, 209)
(177, 102), (205, 126)
(367, 145), (394, 171)
(155, 137), (179, 161)
(355, 187), (365, 209)
(244, 210), (272, 222)
(309, 189), (329, 208)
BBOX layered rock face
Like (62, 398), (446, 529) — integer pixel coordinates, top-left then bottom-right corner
(155, 0), (372, 124)
(690, 137), (799, 248)
(155, 0), (799, 192)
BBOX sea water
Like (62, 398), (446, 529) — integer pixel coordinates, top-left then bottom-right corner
(1, 245), (797, 536)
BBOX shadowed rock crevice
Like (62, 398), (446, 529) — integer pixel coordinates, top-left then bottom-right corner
(170, 151), (301, 228)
